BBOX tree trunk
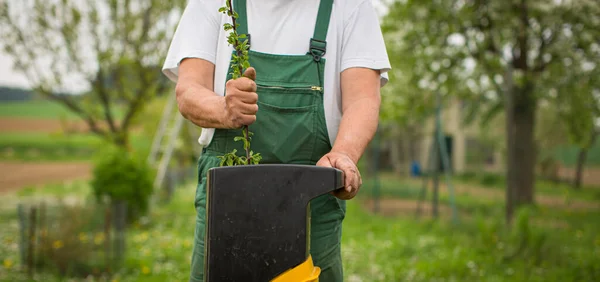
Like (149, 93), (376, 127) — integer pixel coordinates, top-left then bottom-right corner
(114, 132), (129, 149)
(504, 68), (516, 224)
(573, 148), (588, 189)
(389, 129), (404, 175)
(574, 131), (598, 189)
(513, 84), (537, 207)
(432, 137), (439, 219)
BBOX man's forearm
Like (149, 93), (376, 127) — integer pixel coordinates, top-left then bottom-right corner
(331, 96), (380, 164)
(176, 82), (227, 129)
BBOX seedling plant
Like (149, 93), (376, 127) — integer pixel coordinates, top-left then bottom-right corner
(217, 0), (261, 166)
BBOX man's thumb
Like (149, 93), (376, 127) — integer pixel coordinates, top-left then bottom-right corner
(243, 67), (256, 81)
(316, 155), (333, 168)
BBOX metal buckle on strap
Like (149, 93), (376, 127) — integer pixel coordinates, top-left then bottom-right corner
(309, 38), (327, 62)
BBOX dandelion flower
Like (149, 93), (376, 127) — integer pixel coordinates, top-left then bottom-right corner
(142, 266), (151, 275)
(52, 240), (64, 249)
(94, 233), (105, 245)
(3, 259), (13, 269)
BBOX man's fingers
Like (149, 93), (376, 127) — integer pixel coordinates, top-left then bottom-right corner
(316, 155), (333, 167)
(233, 113), (256, 127)
(332, 188), (355, 200)
(319, 152), (361, 200)
(238, 91), (258, 104)
(238, 101), (259, 115)
(337, 161), (359, 193)
(243, 67), (256, 81)
(234, 77), (257, 93)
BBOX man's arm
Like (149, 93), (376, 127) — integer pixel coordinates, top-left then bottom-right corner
(316, 67), (381, 200)
(175, 58), (258, 129)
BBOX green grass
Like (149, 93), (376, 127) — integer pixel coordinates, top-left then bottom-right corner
(1, 174), (599, 281)
(0, 132), (152, 162)
(343, 197), (600, 281)
(0, 101), (126, 120)
(0, 101), (78, 119)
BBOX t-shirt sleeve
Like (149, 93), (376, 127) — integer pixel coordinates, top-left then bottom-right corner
(162, 0), (220, 83)
(341, 0), (392, 87)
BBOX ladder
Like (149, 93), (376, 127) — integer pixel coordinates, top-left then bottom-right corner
(148, 94), (185, 190)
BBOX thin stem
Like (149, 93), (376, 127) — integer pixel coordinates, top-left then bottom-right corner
(226, 0), (251, 164)
(244, 126), (250, 163)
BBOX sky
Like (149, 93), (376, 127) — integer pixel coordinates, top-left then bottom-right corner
(0, 0), (390, 90)
(0, 51), (30, 89)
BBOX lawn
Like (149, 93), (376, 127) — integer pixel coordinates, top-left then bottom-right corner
(0, 101), (126, 120)
(1, 172), (599, 282)
(0, 101), (79, 120)
(0, 132), (152, 161)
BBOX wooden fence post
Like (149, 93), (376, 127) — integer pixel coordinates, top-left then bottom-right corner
(113, 201), (127, 267)
(17, 204), (27, 267)
(27, 206), (37, 278)
(104, 205), (112, 274)
(39, 202), (46, 263)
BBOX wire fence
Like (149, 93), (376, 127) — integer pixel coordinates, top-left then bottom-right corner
(16, 201), (127, 279)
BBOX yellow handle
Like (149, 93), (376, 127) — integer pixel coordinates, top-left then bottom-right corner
(271, 255), (320, 282)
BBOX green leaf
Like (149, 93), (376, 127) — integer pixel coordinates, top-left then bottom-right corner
(219, 7), (227, 13)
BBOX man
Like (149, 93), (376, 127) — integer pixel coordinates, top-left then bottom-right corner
(162, 0), (390, 281)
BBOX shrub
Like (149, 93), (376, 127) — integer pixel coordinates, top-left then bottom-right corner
(479, 172), (504, 187)
(90, 144), (154, 223)
(456, 171), (477, 181)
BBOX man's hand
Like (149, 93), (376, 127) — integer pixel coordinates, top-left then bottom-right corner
(222, 67), (258, 128)
(316, 152), (362, 200)
(175, 58), (259, 130)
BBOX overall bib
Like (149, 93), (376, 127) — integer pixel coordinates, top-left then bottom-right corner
(190, 0), (345, 281)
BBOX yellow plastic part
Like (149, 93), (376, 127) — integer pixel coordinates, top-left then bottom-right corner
(270, 255), (321, 282)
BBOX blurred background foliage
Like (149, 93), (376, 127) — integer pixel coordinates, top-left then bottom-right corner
(0, 0), (599, 281)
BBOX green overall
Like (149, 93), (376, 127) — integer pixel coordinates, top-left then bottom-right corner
(190, 0), (345, 281)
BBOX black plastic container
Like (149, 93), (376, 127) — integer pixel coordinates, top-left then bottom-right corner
(204, 164), (344, 282)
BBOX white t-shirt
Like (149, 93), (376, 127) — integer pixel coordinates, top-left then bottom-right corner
(162, 0), (391, 147)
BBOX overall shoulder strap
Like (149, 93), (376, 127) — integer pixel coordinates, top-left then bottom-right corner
(309, 0), (334, 62)
(233, 0), (250, 45)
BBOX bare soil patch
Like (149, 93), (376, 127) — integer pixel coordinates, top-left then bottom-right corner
(362, 198), (455, 218)
(403, 178), (599, 212)
(0, 118), (88, 133)
(558, 166), (600, 187)
(0, 117), (143, 134)
(0, 161), (92, 193)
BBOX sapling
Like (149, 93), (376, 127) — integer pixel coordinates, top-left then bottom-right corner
(217, 0), (262, 167)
